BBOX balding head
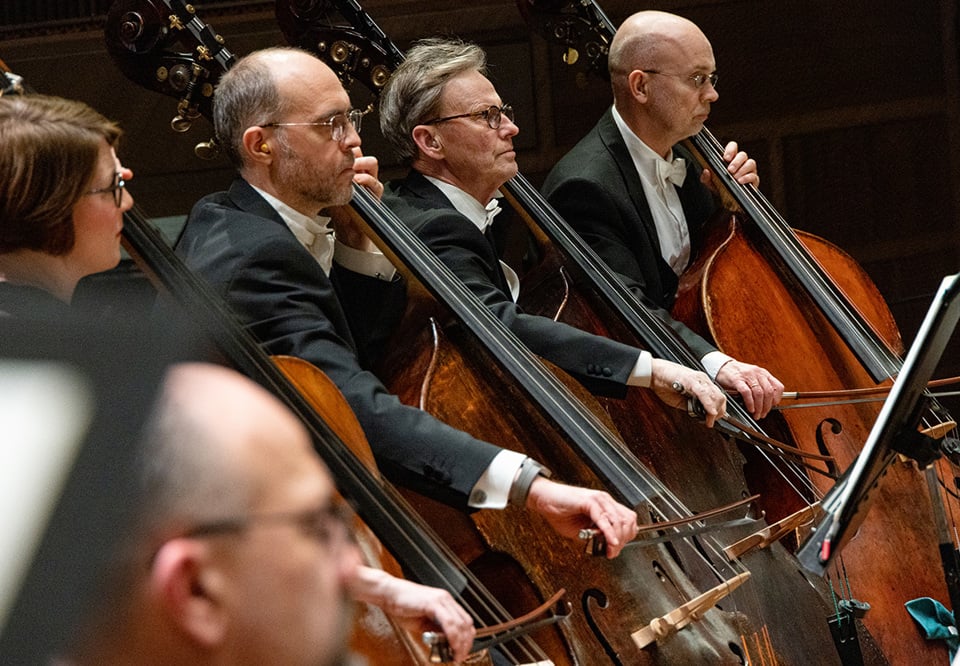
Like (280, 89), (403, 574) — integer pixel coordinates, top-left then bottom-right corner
(68, 363), (350, 666)
(213, 47), (339, 169)
(609, 11), (712, 104)
(140, 362), (320, 535)
(606, 11), (717, 153)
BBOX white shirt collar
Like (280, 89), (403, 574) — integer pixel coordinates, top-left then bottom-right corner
(250, 184), (334, 274)
(421, 175), (517, 301)
(611, 105), (684, 188)
(423, 176), (502, 233)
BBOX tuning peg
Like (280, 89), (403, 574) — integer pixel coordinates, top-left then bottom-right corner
(171, 115), (193, 132)
(194, 138), (221, 161)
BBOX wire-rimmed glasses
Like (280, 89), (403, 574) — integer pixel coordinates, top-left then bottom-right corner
(644, 70), (718, 89)
(261, 108), (366, 145)
(423, 104), (515, 130)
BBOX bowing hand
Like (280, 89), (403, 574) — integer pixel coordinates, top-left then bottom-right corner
(650, 359), (727, 428)
(526, 478), (638, 559)
(715, 360), (783, 419)
(348, 566), (476, 663)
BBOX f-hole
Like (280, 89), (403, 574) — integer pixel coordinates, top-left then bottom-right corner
(815, 417), (844, 477)
(582, 588), (622, 665)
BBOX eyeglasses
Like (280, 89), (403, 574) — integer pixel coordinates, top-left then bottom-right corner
(423, 104), (515, 130)
(85, 171), (125, 208)
(179, 502), (353, 548)
(261, 109), (365, 145)
(644, 70), (718, 90)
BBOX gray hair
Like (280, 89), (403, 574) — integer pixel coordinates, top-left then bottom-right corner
(213, 47), (305, 168)
(379, 38), (487, 163)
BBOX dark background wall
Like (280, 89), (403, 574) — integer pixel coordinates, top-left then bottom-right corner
(3, 0), (959, 410)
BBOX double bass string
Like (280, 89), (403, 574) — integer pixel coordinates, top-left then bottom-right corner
(354, 186), (784, 632)
(506, 174), (824, 507)
(102, 3), (564, 657)
(695, 127), (900, 380)
(276, 3), (832, 654)
(122, 204), (551, 665)
(695, 124), (960, 610)
(697, 125), (960, 496)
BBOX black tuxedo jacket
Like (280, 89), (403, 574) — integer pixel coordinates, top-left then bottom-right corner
(175, 177), (501, 509)
(542, 108), (718, 360)
(0, 283), (71, 319)
(385, 170), (643, 399)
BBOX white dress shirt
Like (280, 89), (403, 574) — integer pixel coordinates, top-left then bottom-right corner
(252, 185), (396, 280)
(612, 106), (691, 275)
(253, 184), (527, 508)
(610, 108), (733, 379)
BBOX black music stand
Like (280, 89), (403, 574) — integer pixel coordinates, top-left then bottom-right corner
(0, 314), (191, 664)
(798, 273), (960, 575)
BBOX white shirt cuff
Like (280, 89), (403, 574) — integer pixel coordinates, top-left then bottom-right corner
(333, 238), (397, 281)
(468, 449), (528, 509)
(701, 351), (735, 380)
(626, 351), (653, 387)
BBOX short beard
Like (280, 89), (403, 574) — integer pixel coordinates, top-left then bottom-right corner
(275, 132), (353, 210)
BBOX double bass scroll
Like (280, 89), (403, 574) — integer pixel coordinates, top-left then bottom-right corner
(104, 6), (572, 663)
(518, 2), (960, 663)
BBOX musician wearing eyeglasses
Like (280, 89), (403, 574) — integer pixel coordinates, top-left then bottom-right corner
(0, 94), (134, 314)
(63, 362), (477, 665)
(174, 47), (641, 558)
(380, 38), (729, 421)
(542, 11), (784, 419)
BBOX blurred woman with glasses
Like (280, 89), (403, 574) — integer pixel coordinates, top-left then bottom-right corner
(0, 94), (133, 313)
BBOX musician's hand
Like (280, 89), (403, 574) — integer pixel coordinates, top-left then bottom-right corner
(347, 565), (476, 663)
(526, 478), (638, 559)
(715, 360), (783, 419)
(351, 146), (384, 199)
(650, 359), (726, 428)
(320, 147), (378, 252)
(701, 140), (759, 190)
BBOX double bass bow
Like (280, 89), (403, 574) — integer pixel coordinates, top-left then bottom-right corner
(276, 3), (848, 663)
(102, 5), (572, 663)
(519, 1), (960, 663)
(107, 3), (748, 661)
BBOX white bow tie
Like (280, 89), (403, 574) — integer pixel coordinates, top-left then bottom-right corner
(656, 157), (687, 188)
(480, 199), (502, 232)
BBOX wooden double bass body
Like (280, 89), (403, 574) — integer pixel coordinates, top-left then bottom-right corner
(501, 172), (850, 665)
(518, 2), (960, 662)
(121, 203), (527, 665)
(673, 192), (955, 666)
(349, 186), (750, 665)
(100, 6), (573, 662)
(273, 3), (854, 662)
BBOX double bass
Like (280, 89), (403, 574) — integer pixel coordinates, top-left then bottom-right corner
(109, 3), (750, 661)
(101, 5), (571, 663)
(520, 1), (960, 663)
(276, 2), (849, 663)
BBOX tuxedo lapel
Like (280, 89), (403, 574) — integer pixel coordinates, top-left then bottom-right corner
(224, 178), (357, 346)
(597, 112), (676, 286)
(395, 170), (511, 293)
(227, 179), (289, 229)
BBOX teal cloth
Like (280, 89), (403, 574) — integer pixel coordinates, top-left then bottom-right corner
(906, 597), (958, 661)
